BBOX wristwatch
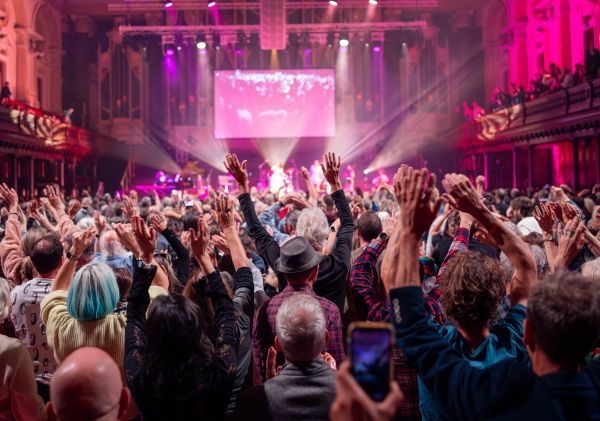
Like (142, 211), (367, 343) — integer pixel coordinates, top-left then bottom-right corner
(134, 257), (153, 270)
(330, 225), (336, 233)
(66, 251), (79, 262)
(379, 232), (389, 241)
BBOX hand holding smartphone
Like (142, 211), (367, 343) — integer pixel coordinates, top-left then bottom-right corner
(348, 322), (395, 402)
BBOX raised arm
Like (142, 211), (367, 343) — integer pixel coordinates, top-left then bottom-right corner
(300, 166), (318, 206)
(131, 216), (170, 291)
(442, 174), (536, 306)
(52, 227), (95, 292)
(349, 236), (390, 321)
(533, 202), (558, 272)
(215, 195), (251, 270)
(150, 213), (190, 285)
(125, 263), (158, 397)
(225, 153), (283, 278)
(324, 153), (354, 263)
(0, 184), (24, 287)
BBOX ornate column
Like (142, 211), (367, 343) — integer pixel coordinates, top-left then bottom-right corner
(512, 147), (518, 189)
(572, 139), (580, 191)
(14, 28), (35, 105)
(528, 145), (535, 187)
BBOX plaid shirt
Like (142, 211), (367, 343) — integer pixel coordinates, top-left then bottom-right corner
(348, 238), (421, 420)
(252, 284), (345, 383)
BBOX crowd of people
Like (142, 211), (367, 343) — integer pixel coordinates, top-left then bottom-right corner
(0, 153), (599, 421)
(460, 50), (600, 121)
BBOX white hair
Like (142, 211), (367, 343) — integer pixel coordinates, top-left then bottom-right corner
(275, 293), (326, 362)
(296, 207), (329, 251)
(0, 278), (11, 321)
(76, 217), (95, 230)
(582, 258), (600, 281)
(99, 230), (126, 257)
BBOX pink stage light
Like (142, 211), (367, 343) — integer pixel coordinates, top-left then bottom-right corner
(369, 0), (378, 4)
(166, 48), (175, 56)
(373, 45), (381, 52)
(164, 1), (173, 8)
(208, 1), (216, 7)
(329, 1), (338, 5)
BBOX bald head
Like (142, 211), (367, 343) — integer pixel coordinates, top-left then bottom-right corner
(48, 347), (130, 421)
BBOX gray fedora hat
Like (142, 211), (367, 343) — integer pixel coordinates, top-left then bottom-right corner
(274, 236), (322, 274)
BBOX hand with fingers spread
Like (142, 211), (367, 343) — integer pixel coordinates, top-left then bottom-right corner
(132, 216), (156, 262)
(329, 361), (403, 421)
(554, 219), (585, 270)
(560, 203), (580, 223)
(43, 185), (66, 214)
(533, 202), (556, 234)
(224, 153), (249, 194)
(0, 183), (19, 213)
(189, 219), (211, 260)
(67, 200), (81, 220)
(441, 173), (483, 216)
(395, 166), (441, 239)
(214, 195), (235, 229)
(321, 152), (342, 191)
(287, 192), (311, 210)
(149, 213), (167, 233)
(30, 201), (54, 231)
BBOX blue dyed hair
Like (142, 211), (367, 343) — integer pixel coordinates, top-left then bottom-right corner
(67, 262), (119, 321)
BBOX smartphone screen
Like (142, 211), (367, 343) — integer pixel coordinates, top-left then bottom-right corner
(350, 326), (393, 402)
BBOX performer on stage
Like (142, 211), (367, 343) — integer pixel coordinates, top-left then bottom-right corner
(309, 160), (325, 192)
(372, 168), (390, 186)
(269, 161), (286, 194)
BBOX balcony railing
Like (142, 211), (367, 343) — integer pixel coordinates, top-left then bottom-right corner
(473, 79), (600, 142)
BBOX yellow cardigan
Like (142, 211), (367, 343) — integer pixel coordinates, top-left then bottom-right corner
(40, 286), (167, 367)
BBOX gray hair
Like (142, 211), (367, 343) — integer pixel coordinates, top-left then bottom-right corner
(0, 278), (11, 321)
(275, 293), (326, 362)
(99, 230), (126, 257)
(76, 217), (95, 230)
(296, 207), (329, 251)
(500, 244), (547, 278)
(582, 258), (600, 281)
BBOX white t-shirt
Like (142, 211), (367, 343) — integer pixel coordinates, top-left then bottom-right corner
(10, 278), (57, 385)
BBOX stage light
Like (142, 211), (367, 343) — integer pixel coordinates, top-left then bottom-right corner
(329, 0), (338, 5)
(363, 170), (369, 175)
(177, 46), (182, 51)
(163, 0), (173, 8)
(369, 0), (378, 4)
(166, 48), (175, 56)
(339, 32), (349, 48)
(207, 1), (216, 7)
(197, 41), (207, 50)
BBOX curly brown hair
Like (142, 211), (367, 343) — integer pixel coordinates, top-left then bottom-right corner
(439, 251), (508, 329)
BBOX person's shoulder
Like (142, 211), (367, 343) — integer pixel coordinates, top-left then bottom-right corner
(0, 335), (26, 355)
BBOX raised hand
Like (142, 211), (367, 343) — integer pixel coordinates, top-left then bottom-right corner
(475, 175), (486, 194)
(122, 196), (138, 220)
(284, 192), (311, 210)
(395, 165), (441, 239)
(149, 213), (167, 233)
(321, 152), (342, 191)
(554, 219), (585, 270)
(300, 166), (310, 180)
(70, 227), (96, 258)
(189, 218), (211, 259)
(210, 234), (231, 255)
(67, 200), (81, 219)
(132, 215), (156, 261)
(224, 153), (249, 193)
(114, 223), (142, 258)
(330, 361), (403, 421)
(94, 211), (107, 235)
(43, 185), (65, 213)
(214, 194), (235, 229)
(441, 173), (483, 216)
(266, 346), (284, 380)
(0, 183), (19, 213)
(533, 202), (556, 234)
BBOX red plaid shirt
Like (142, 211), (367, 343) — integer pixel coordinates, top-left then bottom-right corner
(252, 284), (345, 383)
(347, 230), (470, 420)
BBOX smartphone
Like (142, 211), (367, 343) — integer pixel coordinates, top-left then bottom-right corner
(348, 322), (395, 402)
(184, 200), (194, 207)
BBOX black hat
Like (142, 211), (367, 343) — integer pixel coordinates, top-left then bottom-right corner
(274, 236), (322, 274)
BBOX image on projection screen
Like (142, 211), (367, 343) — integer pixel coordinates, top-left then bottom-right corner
(214, 69), (336, 139)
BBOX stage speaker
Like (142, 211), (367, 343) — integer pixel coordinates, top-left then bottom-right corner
(260, 0), (286, 51)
